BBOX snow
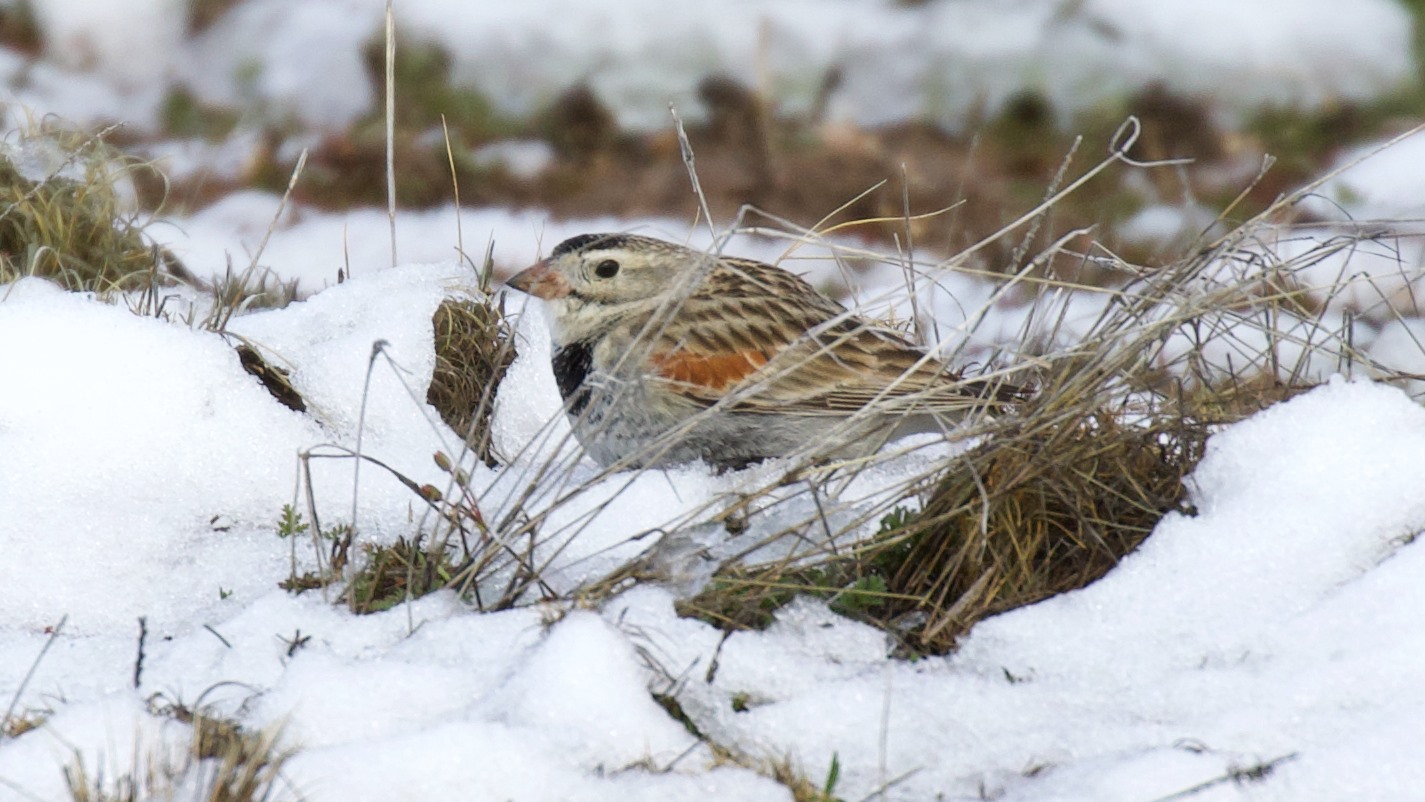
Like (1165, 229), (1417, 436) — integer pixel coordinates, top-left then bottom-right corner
(181, 0), (378, 131)
(7, 1), (1425, 800)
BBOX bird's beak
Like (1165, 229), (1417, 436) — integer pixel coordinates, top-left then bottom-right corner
(506, 259), (571, 300)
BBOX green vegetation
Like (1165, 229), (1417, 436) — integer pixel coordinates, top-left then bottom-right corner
(0, 129), (182, 293)
(342, 536), (462, 614)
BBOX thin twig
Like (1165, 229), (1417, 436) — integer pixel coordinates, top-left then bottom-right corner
(2, 615), (67, 739)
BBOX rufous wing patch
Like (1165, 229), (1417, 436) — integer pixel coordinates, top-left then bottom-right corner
(651, 348), (769, 392)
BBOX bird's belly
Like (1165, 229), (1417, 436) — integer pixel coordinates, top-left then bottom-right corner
(566, 374), (889, 469)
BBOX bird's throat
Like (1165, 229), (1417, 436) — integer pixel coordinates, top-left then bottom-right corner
(551, 339), (594, 414)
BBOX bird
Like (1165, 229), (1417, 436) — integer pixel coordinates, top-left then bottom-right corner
(506, 233), (1021, 469)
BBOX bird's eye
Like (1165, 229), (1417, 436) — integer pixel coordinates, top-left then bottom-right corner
(594, 259), (620, 279)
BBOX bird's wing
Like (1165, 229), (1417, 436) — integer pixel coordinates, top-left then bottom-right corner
(646, 259), (1015, 416)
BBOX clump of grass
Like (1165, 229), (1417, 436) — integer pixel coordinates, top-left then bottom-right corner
(186, 0), (243, 35)
(682, 400), (1210, 654)
(0, 129), (187, 293)
(766, 754), (846, 802)
(62, 697), (295, 802)
(268, 35), (518, 209)
(278, 445), (498, 614)
(678, 326), (1279, 655)
(159, 86), (242, 141)
(427, 290), (517, 467)
(873, 407), (1206, 652)
(341, 536), (462, 614)
(359, 35), (515, 142)
(274, 503), (347, 594)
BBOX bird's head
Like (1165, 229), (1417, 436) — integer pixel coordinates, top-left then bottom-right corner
(507, 234), (707, 343)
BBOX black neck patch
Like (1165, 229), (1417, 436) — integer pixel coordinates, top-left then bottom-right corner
(551, 340), (594, 414)
(552, 233), (627, 257)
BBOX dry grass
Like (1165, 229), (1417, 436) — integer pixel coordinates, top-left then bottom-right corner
(0, 125), (306, 335)
(61, 699), (296, 802)
(1, 709), (46, 738)
(427, 290), (518, 467)
(0, 128), (188, 293)
(234, 343), (307, 413)
(884, 409), (1204, 650)
(676, 349), (1319, 655)
(678, 407), (1208, 655)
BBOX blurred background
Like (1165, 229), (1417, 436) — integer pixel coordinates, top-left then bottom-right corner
(1, 0), (1422, 277)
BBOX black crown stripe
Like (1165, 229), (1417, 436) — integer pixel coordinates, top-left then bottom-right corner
(551, 233), (629, 258)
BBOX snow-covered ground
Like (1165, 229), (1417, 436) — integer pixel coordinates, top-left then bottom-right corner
(4, 264), (1425, 801)
(7, 1), (1425, 800)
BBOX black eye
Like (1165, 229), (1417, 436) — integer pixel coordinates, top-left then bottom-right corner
(594, 259), (620, 279)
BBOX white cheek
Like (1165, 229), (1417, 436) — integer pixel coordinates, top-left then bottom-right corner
(538, 295), (604, 346)
(542, 297), (574, 340)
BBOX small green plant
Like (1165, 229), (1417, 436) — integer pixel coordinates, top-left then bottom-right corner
(274, 504), (353, 594)
(875, 506), (912, 534)
(820, 754), (843, 802)
(277, 445), (498, 614)
(159, 86), (241, 140)
(827, 575), (888, 617)
(274, 504), (308, 539)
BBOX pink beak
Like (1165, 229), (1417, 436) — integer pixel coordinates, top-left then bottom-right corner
(506, 259), (571, 300)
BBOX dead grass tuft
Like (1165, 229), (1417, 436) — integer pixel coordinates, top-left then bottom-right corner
(679, 403), (1209, 655)
(234, 343), (307, 413)
(0, 129), (188, 293)
(61, 698), (296, 802)
(0, 0), (40, 55)
(1, 709), (46, 738)
(427, 291), (517, 467)
(877, 407), (1207, 652)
